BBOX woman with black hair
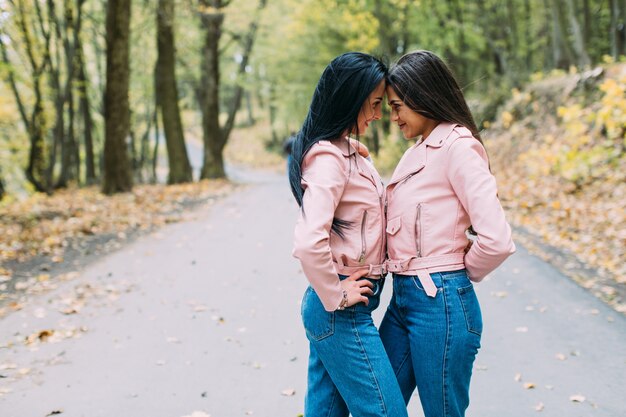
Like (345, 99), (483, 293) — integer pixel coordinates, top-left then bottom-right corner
(290, 52), (407, 417)
(380, 50), (516, 417)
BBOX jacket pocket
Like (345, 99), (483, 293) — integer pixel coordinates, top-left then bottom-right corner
(386, 216), (402, 235)
(415, 204), (423, 257)
(458, 284), (483, 336)
(357, 210), (368, 264)
(301, 287), (335, 341)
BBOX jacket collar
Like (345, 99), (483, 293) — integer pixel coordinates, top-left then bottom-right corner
(337, 137), (357, 157)
(387, 122), (458, 186)
(421, 122), (457, 148)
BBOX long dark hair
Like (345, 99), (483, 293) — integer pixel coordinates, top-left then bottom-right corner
(288, 52), (387, 236)
(387, 50), (482, 143)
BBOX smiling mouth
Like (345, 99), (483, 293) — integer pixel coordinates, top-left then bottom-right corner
(398, 123), (406, 129)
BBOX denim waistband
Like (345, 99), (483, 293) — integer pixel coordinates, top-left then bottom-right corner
(393, 269), (467, 280)
(392, 269), (468, 298)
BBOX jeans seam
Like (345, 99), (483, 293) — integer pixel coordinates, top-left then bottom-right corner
(325, 386), (340, 417)
(390, 303), (412, 382)
(351, 309), (388, 417)
(442, 284), (450, 417)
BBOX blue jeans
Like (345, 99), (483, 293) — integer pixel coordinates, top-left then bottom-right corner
(379, 270), (482, 417)
(301, 276), (408, 417)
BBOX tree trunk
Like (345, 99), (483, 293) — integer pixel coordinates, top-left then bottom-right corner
(56, 0), (81, 188)
(198, 0), (266, 179)
(157, 0), (192, 184)
(0, 173), (5, 201)
(610, 0), (626, 58)
(199, 1), (225, 179)
(221, 0), (266, 147)
(45, 0), (65, 190)
(583, 0), (591, 48)
(245, 91), (255, 126)
(1, 0), (49, 192)
(102, 0), (133, 194)
(525, 0), (533, 69)
(564, 0), (591, 67)
(77, 36), (97, 184)
(476, 0), (508, 75)
(267, 83), (279, 147)
(549, 0), (576, 69)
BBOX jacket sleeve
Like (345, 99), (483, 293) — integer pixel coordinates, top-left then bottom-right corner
(446, 137), (516, 282)
(292, 144), (347, 311)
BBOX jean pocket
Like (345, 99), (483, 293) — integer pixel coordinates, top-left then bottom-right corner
(410, 275), (442, 295)
(457, 284), (483, 336)
(301, 288), (335, 341)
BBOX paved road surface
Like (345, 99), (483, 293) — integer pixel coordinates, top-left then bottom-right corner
(1, 167), (624, 417)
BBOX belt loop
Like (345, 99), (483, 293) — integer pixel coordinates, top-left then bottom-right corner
(367, 264), (374, 276)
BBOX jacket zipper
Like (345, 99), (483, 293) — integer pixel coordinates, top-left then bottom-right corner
(381, 195), (387, 263)
(415, 204), (422, 257)
(358, 210), (368, 264)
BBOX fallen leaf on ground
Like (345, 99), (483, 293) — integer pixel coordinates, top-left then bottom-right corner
(570, 394), (586, 402)
(25, 330), (55, 345)
(281, 388), (296, 396)
(524, 382), (536, 389)
(17, 368), (31, 375)
(535, 402), (544, 411)
(514, 373), (522, 382)
(180, 412), (211, 417)
(491, 291), (508, 298)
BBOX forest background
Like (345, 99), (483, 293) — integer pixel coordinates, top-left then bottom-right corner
(0, 0), (624, 314)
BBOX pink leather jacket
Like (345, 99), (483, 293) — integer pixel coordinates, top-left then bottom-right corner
(293, 138), (386, 311)
(385, 123), (515, 297)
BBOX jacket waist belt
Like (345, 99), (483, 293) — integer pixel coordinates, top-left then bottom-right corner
(386, 253), (466, 298)
(333, 261), (386, 278)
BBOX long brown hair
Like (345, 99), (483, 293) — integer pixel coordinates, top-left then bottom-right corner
(387, 50), (483, 144)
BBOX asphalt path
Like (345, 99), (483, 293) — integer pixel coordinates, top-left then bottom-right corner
(1, 167), (624, 417)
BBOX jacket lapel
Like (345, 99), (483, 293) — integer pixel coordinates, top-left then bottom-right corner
(387, 122), (458, 187)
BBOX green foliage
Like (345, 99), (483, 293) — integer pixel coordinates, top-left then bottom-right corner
(372, 132), (410, 176)
(2, 0), (626, 198)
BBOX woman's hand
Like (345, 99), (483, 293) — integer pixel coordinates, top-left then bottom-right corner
(340, 269), (374, 307)
(348, 138), (370, 159)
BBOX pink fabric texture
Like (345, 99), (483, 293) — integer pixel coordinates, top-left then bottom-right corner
(385, 122), (515, 285)
(293, 138), (387, 311)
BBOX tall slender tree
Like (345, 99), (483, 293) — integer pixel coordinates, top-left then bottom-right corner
(156, 0), (192, 184)
(197, 0), (266, 179)
(76, 34), (97, 184)
(102, 0), (133, 194)
(610, 0), (626, 58)
(0, 171), (5, 201)
(0, 0), (49, 192)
